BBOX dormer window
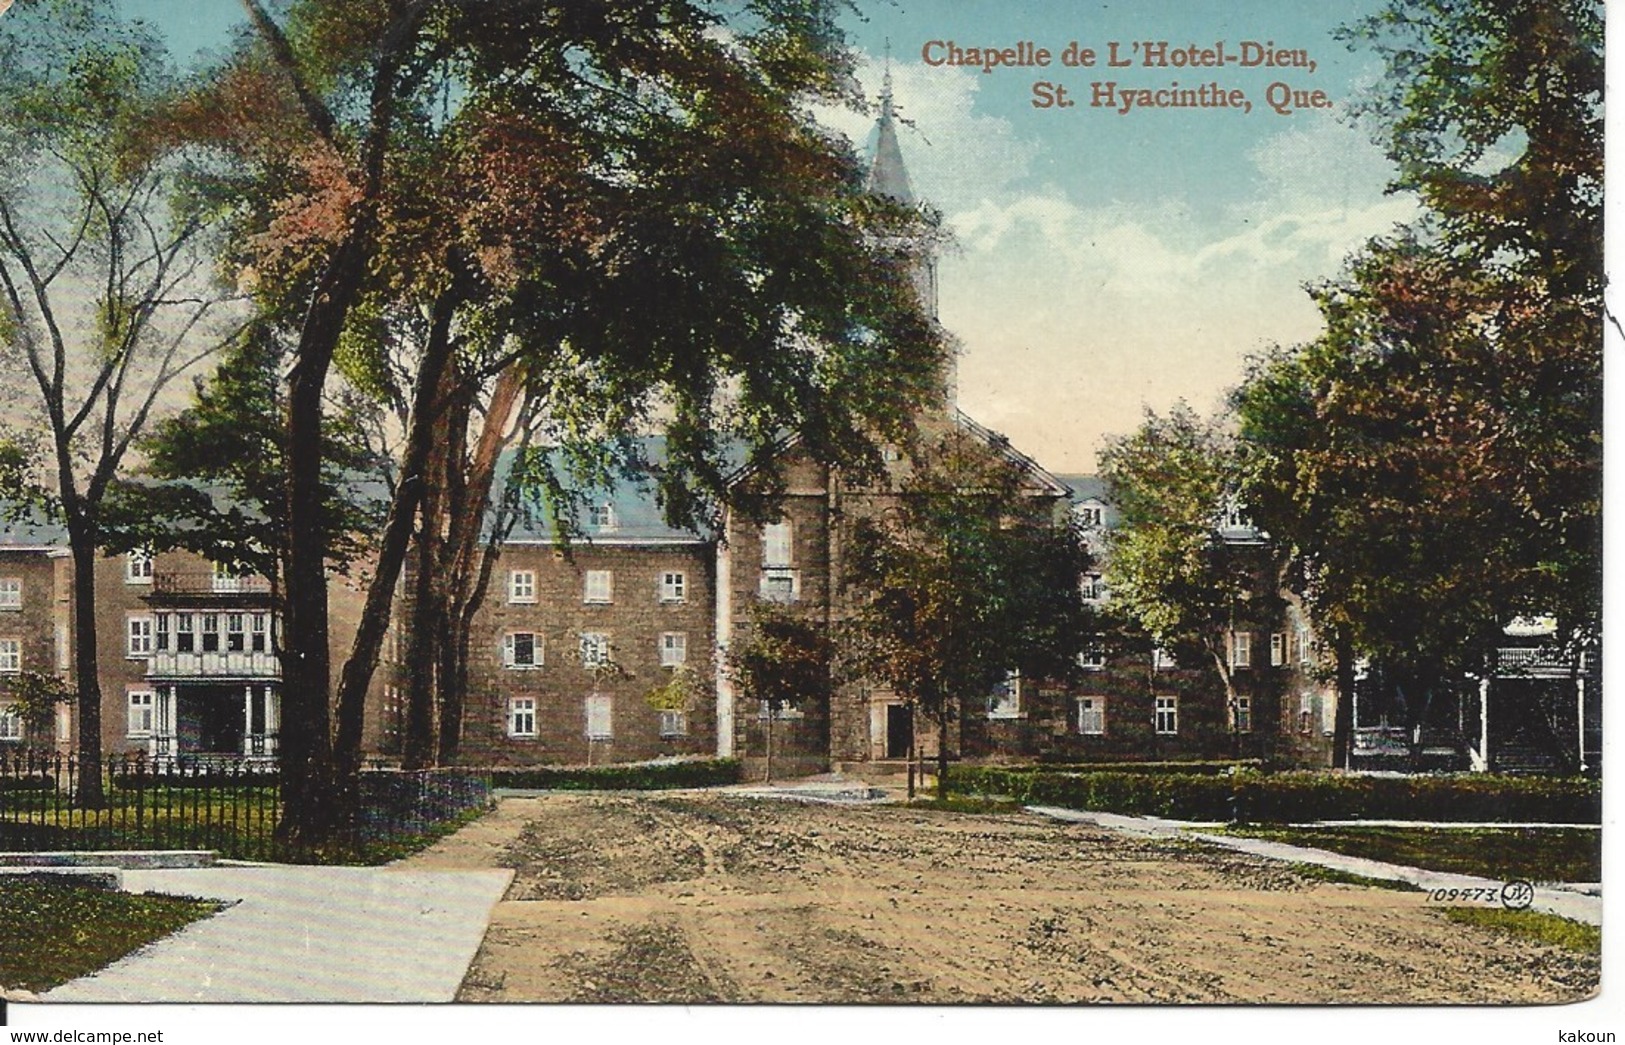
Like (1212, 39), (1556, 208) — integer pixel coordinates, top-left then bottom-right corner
(588, 503), (616, 531)
(1075, 504), (1105, 528)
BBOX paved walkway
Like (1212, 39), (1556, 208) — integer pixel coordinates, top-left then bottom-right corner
(1030, 806), (1601, 926)
(43, 865), (513, 1003)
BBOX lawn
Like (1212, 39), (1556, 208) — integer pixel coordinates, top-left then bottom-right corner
(0, 879), (221, 992)
(1216, 825), (1600, 883)
(1442, 907), (1601, 956)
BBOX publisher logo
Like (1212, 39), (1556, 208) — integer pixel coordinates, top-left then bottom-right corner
(1500, 879), (1535, 910)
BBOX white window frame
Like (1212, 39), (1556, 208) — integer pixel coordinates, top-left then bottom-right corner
(0, 704), (21, 741)
(226, 612), (246, 652)
(1155, 695), (1178, 735)
(659, 632), (687, 667)
(175, 613), (195, 653)
(1270, 632), (1287, 667)
(251, 613), (269, 653)
(659, 709), (687, 738)
(584, 569), (613, 604)
(1297, 627), (1313, 666)
(0, 578), (21, 610)
(507, 697), (537, 738)
(579, 632), (611, 669)
(509, 569), (537, 604)
(588, 503), (617, 531)
(127, 690), (155, 738)
(759, 567), (800, 603)
(1075, 504), (1104, 528)
(1077, 696), (1106, 736)
(763, 520), (793, 567)
(1080, 573), (1104, 601)
(503, 631), (542, 669)
(125, 548), (153, 585)
(1230, 631), (1251, 670)
(127, 615), (153, 658)
(0, 638), (20, 674)
(1078, 639), (1106, 670)
(660, 570), (687, 603)
(586, 694), (613, 740)
(1233, 695), (1253, 733)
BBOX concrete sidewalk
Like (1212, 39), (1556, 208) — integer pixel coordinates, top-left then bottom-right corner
(43, 865), (513, 1003)
(1030, 806), (1601, 927)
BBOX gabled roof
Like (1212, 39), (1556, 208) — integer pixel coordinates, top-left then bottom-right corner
(954, 411), (1071, 497)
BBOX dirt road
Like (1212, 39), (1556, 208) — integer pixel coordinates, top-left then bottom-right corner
(400, 791), (1597, 1004)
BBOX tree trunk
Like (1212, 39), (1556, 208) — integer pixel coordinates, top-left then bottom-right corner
(66, 512), (105, 806)
(764, 708), (774, 783)
(1331, 634), (1355, 770)
(935, 702), (950, 802)
(331, 290), (459, 781)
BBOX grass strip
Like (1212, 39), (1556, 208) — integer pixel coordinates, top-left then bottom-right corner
(1216, 826), (1599, 883)
(1442, 907), (1600, 955)
(0, 879), (221, 992)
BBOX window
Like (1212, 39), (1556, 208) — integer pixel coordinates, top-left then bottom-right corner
(1080, 573), (1104, 600)
(1155, 695), (1178, 735)
(0, 638), (19, 674)
(127, 691), (154, 737)
(987, 670), (1021, 718)
(1152, 646), (1176, 670)
(0, 705), (20, 741)
(588, 503), (616, 531)
(227, 613), (245, 652)
(55, 622), (68, 671)
(126, 549), (153, 584)
(1075, 504), (1104, 528)
(503, 631), (541, 669)
(201, 613), (220, 653)
(659, 710), (687, 738)
(1270, 632), (1287, 667)
(251, 614), (268, 653)
(1299, 708), (1314, 735)
(579, 632), (610, 669)
(760, 568), (799, 602)
(1233, 696), (1252, 733)
(1297, 627), (1313, 666)
(763, 520), (793, 567)
(155, 613), (170, 652)
(660, 571), (687, 603)
(176, 613), (195, 653)
(1230, 631), (1251, 669)
(1078, 638), (1106, 670)
(585, 694), (613, 739)
(1077, 697), (1106, 735)
(0, 578), (20, 610)
(127, 615), (153, 658)
(584, 570), (613, 604)
(507, 697), (537, 738)
(659, 632), (687, 667)
(509, 570), (537, 604)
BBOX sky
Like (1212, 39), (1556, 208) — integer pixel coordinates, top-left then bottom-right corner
(118, 0), (1421, 472)
(824, 0), (1422, 470)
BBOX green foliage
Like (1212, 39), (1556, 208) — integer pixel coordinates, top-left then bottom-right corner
(5, 671), (73, 735)
(842, 428), (1092, 725)
(0, 879), (220, 992)
(488, 757), (743, 791)
(645, 664), (709, 714)
(1222, 825), (1601, 883)
(950, 767), (1600, 824)
(1441, 907), (1599, 956)
(726, 603), (831, 714)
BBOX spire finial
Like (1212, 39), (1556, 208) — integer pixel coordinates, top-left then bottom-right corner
(881, 38), (894, 116)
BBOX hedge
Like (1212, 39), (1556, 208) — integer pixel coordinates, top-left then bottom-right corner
(949, 767), (1601, 824)
(489, 757), (742, 791)
(993, 760), (1263, 777)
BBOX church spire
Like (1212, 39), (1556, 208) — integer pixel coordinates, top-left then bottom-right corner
(866, 45), (916, 206)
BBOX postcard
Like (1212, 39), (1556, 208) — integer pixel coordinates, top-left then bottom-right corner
(0, 0), (1608, 1041)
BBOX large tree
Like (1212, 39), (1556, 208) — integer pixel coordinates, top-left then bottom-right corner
(0, 0), (236, 798)
(842, 430), (1089, 800)
(169, 0), (944, 843)
(726, 601), (832, 783)
(1099, 404), (1284, 748)
(1233, 0), (1602, 765)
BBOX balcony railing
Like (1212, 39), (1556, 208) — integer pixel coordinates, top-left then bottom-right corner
(153, 571), (272, 596)
(1496, 647), (1588, 677)
(149, 649), (280, 679)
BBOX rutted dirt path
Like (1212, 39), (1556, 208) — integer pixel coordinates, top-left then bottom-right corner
(399, 792), (1598, 1004)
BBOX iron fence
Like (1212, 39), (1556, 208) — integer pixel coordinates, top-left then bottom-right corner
(0, 750), (490, 862)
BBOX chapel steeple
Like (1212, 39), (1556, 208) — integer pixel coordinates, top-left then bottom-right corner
(865, 54), (940, 325)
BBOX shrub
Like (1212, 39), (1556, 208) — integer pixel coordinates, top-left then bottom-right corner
(949, 766), (1600, 824)
(488, 757), (742, 791)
